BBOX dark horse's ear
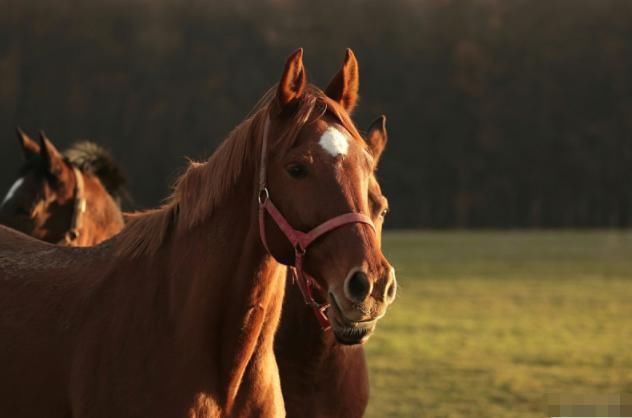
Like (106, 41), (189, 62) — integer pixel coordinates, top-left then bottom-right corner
(277, 48), (307, 111)
(16, 127), (40, 159)
(325, 48), (360, 114)
(38, 131), (65, 178)
(365, 115), (388, 164)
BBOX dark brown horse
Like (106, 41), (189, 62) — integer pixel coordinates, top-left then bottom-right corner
(0, 48), (395, 417)
(276, 110), (390, 418)
(0, 129), (125, 246)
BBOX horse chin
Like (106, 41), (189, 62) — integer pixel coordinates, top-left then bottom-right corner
(331, 323), (375, 346)
(327, 296), (377, 346)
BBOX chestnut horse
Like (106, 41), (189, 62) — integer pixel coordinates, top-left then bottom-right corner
(276, 113), (390, 418)
(0, 129), (125, 246)
(0, 48), (396, 417)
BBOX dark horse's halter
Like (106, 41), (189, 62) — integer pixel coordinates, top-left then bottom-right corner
(61, 167), (87, 245)
(257, 111), (376, 330)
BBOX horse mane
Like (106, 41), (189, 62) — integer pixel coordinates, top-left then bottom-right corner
(115, 85), (365, 258)
(63, 141), (127, 205)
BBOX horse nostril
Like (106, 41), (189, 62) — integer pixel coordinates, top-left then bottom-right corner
(386, 278), (397, 302)
(345, 271), (371, 303)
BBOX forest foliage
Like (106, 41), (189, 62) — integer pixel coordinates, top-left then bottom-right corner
(1, 0), (631, 227)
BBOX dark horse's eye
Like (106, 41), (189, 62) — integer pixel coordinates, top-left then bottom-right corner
(287, 164), (308, 179)
(15, 207), (30, 217)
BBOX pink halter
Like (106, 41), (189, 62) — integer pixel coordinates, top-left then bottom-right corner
(257, 113), (375, 330)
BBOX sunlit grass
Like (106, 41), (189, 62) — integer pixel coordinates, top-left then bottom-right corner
(365, 231), (632, 418)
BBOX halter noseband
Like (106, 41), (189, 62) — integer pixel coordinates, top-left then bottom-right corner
(61, 167), (87, 245)
(257, 113), (375, 330)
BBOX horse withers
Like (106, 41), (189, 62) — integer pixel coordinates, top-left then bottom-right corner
(0, 129), (125, 246)
(0, 48), (396, 417)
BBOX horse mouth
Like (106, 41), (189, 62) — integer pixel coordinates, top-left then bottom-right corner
(328, 293), (376, 345)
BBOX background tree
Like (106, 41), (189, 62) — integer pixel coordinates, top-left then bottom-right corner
(1, 0), (631, 228)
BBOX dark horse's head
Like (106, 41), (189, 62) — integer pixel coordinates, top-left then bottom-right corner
(0, 129), (126, 245)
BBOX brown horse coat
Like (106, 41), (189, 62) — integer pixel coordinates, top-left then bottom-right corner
(0, 109), (288, 417)
(0, 49), (395, 418)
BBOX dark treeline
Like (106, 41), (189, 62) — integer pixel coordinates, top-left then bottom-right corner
(1, 0), (632, 228)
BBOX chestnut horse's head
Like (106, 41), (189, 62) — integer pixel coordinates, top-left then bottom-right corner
(261, 49), (396, 345)
(0, 129), (125, 245)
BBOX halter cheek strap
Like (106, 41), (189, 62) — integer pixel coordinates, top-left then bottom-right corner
(258, 194), (374, 329)
(257, 115), (376, 330)
(61, 167), (87, 245)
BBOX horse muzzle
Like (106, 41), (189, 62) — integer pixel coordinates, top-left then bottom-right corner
(327, 292), (379, 345)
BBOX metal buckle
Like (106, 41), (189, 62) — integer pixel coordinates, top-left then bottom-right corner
(66, 229), (79, 241)
(257, 187), (269, 206)
(294, 243), (307, 256)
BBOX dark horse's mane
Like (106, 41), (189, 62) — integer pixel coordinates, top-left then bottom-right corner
(63, 141), (127, 206)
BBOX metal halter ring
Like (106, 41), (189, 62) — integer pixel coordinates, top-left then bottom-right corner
(294, 243), (307, 256)
(258, 188), (270, 206)
(66, 229), (80, 241)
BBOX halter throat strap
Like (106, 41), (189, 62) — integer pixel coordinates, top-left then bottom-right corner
(257, 115), (375, 330)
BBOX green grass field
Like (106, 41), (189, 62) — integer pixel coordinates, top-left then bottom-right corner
(365, 231), (632, 418)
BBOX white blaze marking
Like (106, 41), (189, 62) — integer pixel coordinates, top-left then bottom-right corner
(319, 127), (349, 157)
(1, 177), (24, 206)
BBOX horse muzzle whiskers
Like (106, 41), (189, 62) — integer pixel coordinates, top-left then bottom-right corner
(327, 291), (380, 345)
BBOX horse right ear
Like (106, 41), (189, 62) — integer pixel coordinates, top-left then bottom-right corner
(325, 49), (360, 114)
(365, 115), (388, 164)
(38, 131), (65, 178)
(16, 127), (40, 159)
(276, 48), (307, 111)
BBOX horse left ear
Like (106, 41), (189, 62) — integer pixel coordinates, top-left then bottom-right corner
(325, 48), (360, 114)
(277, 48), (307, 111)
(16, 127), (41, 159)
(38, 131), (65, 178)
(365, 115), (388, 163)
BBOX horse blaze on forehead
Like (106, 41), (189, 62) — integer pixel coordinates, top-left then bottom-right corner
(318, 127), (349, 157)
(1, 178), (24, 206)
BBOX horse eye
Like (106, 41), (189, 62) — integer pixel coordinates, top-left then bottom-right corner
(287, 164), (308, 179)
(380, 207), (389, 218)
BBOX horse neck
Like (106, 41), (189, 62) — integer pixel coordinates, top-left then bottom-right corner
(164, 178), (281, 327)
(277, 279), (338, 364)
(154, 165), (286, 411)
(277, 281), (369, 417)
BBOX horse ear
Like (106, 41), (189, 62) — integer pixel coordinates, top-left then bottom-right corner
(325, 48), (360, 114)
(16, 127), (40, 159)
(38, 131), (65, 177)
(365, 115), (388, 163)
(277, 48), (307, 110)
